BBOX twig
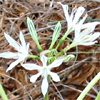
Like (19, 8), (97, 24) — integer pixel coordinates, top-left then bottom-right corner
(59, 57), (92, 77)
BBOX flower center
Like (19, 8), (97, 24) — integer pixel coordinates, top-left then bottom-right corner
(42, 67), (49, 78)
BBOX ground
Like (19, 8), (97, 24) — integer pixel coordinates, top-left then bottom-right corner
(0, 0), (100, 100)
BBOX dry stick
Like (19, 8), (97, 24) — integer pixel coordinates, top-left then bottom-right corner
(59, 57), (92, 80)
(60, 84), (96, 98)
(51, 80), (64, 100)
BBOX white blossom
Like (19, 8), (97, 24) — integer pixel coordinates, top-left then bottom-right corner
(59, 2), (86, 30)
(22, 55), (64, 96)
(58, 2), (100, 46)
(72, 22), (100, 46)
(0, 32), (29, 72)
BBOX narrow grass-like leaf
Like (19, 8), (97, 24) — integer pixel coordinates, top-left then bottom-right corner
(0, 83), (8, 100)
(77, 72), (100, 100)
(95, 90), (100, 100)
(27, 17), (43, 52)
(49, 22), (61, 50)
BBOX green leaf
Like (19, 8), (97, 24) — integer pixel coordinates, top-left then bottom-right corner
(27, 17), (43, 52)
(49, 22), (61, 50)
(0, 83), (8, 100)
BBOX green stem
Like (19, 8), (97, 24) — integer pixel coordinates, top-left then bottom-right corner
(77, 72), (100, 100)
(49, 43), (54, 50)
(56, 42), (75, 57)
(43, 92), (49, 100)
(36, 42), (43, 52)
(28, 54), (40, 59)
(0, 83), (8, 100)
(56, 28), (73, 50)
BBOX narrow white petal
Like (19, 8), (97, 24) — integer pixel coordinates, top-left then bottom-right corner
(74, 25), (80, 40)
(4, 33), (20, 51)
(78, 32), (100, 46)
(19, 32), (26, 49)
(30, 73), (41, 83)
(68, 14), (73, 29)
(41, 77), (48, 96)
(80, 42), (96, 46)
(73, 7), (85, 24)
(48, 59), (64, 69)
(0, 52), (18, 59)
(80, 26), (96, 38)
(22, 63), (41, 70)
(61, 4), (70, 23)
(40, 55), (48, 67)
(70, 10), (74, 23)
(26, 43), (30, 53)
(6, 58), (22, 72)
(78, 14), (87, 26)
(74, 15), (87, 39)
(86, 32), (100, 41)
(49, 72), (60, 82)
(82, 22), (100, 29)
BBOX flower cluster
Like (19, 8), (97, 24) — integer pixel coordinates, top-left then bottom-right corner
(0, 2), (100, 99)
(58, 2), (100, 49)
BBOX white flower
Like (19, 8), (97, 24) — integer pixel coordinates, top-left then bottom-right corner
(0, 32), (29, 72)
(22, 55), (64, 96)
(58, 2), (100, 46)
(59, 2), (85, 30)
(72, 22), (100, 46)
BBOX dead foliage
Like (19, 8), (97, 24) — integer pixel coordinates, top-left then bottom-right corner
(0, 0), (100, 100)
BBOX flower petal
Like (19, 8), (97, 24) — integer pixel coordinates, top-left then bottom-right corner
(74, 14), (87, 39)
(86, 32), (100, 42)
(80, 24), (98, 38)
(41, 77), (48, 96)
(26, 43), (30, 53)
(80, 42), (96, 46)
(40, 55), (48, 67)
(22, 63), (41, 70)
(6, 58), (23, 72)
(4, 33), (20, 51)
(0, 52), (18, 59)
(73, 7), (85, 24)
(48, 58), (64, 69)
(19, 32), (26, 49)
(74, 25), (80, 41)
(60, 3), (69, 23)
(49, 72), (60, 82)
(30, 73), (41, 83)
(82, 22), (100, 29)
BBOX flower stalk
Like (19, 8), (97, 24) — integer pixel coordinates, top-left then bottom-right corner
(56, 43), (75, 57)
(28, 54), (40, 59)
(56, 28), (73, 50)
(43, 92), (49, 100)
